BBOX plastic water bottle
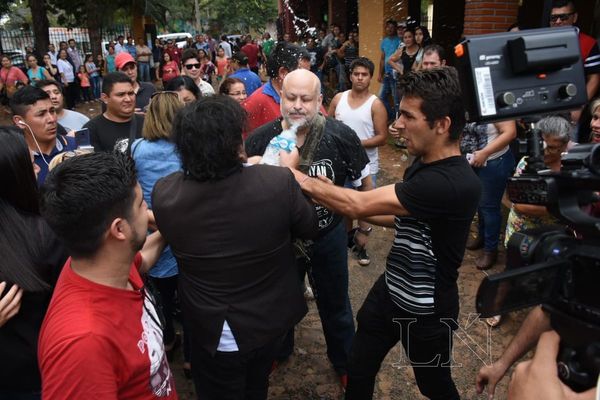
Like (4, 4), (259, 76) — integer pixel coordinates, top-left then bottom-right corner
(260, 124), (299, 166)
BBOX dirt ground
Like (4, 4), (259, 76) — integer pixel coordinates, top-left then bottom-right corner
(1, 100), (532, 399)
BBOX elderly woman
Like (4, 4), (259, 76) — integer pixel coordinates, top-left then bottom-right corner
(588, 98), (600, 144)
(486, 116), (572, 327)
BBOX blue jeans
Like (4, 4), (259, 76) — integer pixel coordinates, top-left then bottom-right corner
(90, 75), (101, 99)
(279, 221), (355, 375)
(475, 151), (515, 251)
(138, 62), (150, 82)
(379, 73), (398, 121)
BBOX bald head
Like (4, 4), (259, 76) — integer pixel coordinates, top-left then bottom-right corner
(280, 69), (322, 129)
(283, 69), (321, 98)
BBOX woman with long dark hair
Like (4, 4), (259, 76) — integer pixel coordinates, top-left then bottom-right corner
(0, 126), (67, 399)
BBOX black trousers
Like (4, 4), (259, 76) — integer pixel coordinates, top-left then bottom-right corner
(64, 82), (78, 110)
(191, 336), (283, 400)
(345, 275), (460, 400)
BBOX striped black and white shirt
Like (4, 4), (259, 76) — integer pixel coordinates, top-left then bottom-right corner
(385, 156), (482, 316)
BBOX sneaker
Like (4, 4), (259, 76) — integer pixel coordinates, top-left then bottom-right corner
(354, 246), (371, 266)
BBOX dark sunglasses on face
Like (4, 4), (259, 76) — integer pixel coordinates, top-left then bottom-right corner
(185, 63), (201, 70)
(550, 12), (575, 22)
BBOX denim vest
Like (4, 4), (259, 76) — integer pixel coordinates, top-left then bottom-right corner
(132, 138), (181, 278)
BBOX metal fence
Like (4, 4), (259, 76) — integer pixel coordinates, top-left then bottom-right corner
(0, 25), (131, 56)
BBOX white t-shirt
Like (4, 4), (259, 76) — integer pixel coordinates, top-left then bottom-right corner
(57, 59), (74, 83)
(58, 109), (90, 131)
(197, 79), (215, 96)
(335, 91), (380, 174)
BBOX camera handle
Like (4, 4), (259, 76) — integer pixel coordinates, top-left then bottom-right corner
(523, 124), (546, 175)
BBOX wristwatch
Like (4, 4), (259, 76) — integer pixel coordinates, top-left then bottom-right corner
(357, 226), (373, 236)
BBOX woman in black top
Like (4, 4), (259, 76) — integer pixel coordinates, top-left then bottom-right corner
(388, 27), (420, 76)
(0, 127), (67, 399)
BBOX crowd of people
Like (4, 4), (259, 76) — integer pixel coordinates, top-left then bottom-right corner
(1, 0), (599, 399)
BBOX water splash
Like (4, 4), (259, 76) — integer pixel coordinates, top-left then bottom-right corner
(282, 0), (312, 38)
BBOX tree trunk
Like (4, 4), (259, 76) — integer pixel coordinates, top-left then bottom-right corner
(29, 0), (49, 54)
(85, 0), (102, 57)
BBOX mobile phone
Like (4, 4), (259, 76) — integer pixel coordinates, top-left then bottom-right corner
(74, 128), (93, 150)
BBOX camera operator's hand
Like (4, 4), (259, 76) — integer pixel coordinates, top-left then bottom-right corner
(508, 330), (596, 400)
(477, 360), (510, 399)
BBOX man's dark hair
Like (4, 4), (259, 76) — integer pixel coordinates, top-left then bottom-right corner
(221, 34), (228, 41)
(117, 35), (124, 40)
(40, 152), (137, 258)
(399, 67), (465, 141)
(350, 57), (375, 76)
(172, 95), (245, 181)
(68, 38), (75, 44)
(551, 0), (575, 10)
(10, 86), (51, 116)
(266, 42), (300, 78)
(422, 44), (446, 62)
(385, 19), (398, 28)
(231, 51), (249, 66)
(181, 48), (200, 65)
(37, 79), (62, 94)
(102, 72), (133, 95)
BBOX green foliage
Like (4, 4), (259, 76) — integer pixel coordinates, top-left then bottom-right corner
(157, 0), (277, 33)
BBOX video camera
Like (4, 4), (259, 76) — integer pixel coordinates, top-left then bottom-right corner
(456, 27), (600, 392)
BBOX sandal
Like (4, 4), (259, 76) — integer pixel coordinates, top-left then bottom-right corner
(486, 315), (502, 328)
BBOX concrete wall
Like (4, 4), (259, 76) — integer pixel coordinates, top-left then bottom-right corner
(358, 0), (408, 94)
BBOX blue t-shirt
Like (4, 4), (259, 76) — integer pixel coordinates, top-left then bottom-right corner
(34, 134), (77, 185)
(230, 68), (263, 97)
(381, 36), (400, 74)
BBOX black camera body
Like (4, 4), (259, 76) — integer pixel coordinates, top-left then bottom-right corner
(457, 27), (600, 391)
(456, 26), (587, 122)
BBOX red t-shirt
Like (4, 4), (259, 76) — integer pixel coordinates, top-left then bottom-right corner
(38, 253), (178, 400)
(241, 43), (260, 68)
(164, 47), (181, 66)
(161, 61), (180, 83)
(0, 66), (28, 86)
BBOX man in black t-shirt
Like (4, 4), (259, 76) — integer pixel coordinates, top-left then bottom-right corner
(246, 69), (372, 388)
(284, 67), (482, 399)
(84, 72), (144, 152)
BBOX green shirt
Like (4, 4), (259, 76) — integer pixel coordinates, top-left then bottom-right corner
(262, 39), (275, 58)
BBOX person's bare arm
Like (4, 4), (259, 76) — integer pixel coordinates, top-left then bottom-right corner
(378, 51), (385, 82)
(388, 48), (404, 74)
(363, 215), (396, 227)
(139, 231), (167, 274)
(328, 92), (342, 117)
(361, 99), (389, 148)
(471, 120), (517, 167)
(476, 305), (552, 399)
(586, 73), (600, 100)
(293, 170), (409, 219)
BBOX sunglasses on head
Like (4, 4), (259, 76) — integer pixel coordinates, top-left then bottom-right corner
(150, 90), (179, 100)
(550, 12), (575, 22)
(185, 63), (201, 70)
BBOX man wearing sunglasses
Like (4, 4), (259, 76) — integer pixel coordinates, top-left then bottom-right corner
(181, 49), (215, 96)
(550, 0), (600, 111)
